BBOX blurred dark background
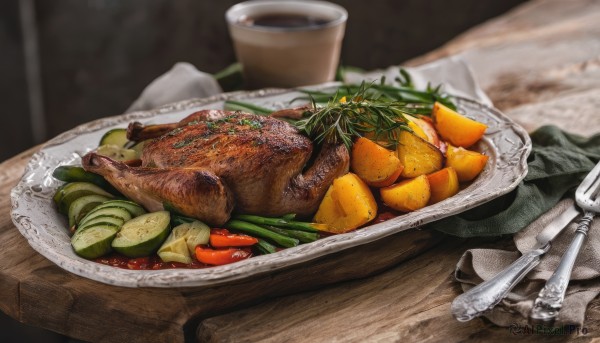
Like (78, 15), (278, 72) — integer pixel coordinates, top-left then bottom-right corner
(2, 0), (526, 342)
(0, 0), (528, 164)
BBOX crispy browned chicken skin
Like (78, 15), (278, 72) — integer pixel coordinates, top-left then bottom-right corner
(83, 110), (349, 226)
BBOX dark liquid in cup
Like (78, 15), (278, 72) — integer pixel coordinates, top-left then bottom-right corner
(240, 14), (330, 28)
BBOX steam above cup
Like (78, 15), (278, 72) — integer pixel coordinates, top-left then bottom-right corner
(226, 0), (347, 89)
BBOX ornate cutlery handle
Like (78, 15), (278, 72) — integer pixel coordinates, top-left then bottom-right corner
(529, 211), (595, 325)
(452, 246), (548, 321)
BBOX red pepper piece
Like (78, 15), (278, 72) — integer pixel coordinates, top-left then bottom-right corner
(210, 228), (230, 236)
(195, 246), (252, 265)
(209, 232), (259, 247)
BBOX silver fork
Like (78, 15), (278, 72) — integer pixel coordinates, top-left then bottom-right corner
(529, 160), (600, 325)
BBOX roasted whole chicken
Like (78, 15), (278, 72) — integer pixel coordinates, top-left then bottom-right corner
(82, 109), (349, 226)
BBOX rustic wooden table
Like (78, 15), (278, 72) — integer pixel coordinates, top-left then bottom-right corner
(1, 0), (599, 342)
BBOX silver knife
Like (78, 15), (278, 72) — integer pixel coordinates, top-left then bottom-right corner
(451, 204), (580, 321)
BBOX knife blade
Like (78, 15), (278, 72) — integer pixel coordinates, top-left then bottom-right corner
(533, 204), (580, 249)
(451, 204), (580, 322)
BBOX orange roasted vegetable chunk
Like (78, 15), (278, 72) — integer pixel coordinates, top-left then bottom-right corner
(396, 130), (443, 178)
(351, 137), (404, 187)
(314, 173), (378, 233)
(432, 102), (487, 148)
(446, 145), (489, 182)
(380, 175), (431, 212)
(407, 116), (441, 149)
(426, 167), (459, 204)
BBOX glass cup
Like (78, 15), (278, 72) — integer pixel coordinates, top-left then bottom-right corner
(226, 0), (347, 89)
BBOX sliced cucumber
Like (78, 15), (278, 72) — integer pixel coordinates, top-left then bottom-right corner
(99, 128), (128, 147)
(157, 221), (210, 263)
(68, 194), (112, 227)
(77, 215), (125, 232)
(92, 200), (146, 217)
(71, 224), (120, 259)
(56, 182), (114, 214)
(96, 144), (138, 161)
(112, 211), (171, 258)
(79, 207), (132, 228)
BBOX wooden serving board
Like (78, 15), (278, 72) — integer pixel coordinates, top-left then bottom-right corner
(0, 146), (442, 342)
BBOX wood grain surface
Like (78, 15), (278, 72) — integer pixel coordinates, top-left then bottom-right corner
(199, 0), (600, 341)
(1, 0), (600, 342)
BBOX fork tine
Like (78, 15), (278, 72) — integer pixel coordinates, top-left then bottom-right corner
(578, 162), (600, 196)
(590, 178), (600, 201)
(582, 164), (600, 200)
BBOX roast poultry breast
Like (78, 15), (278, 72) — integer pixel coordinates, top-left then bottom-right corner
(82, 109), (350, 226)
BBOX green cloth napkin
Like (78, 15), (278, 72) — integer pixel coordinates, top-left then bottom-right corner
(428, 125), (600, 237)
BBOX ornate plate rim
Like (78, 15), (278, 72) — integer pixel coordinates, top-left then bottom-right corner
(10, 84), (531, 288)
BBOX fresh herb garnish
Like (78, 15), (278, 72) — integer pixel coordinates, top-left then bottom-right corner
(166, 127), (183, 136)
(294, 83), (418, 150)
(173, 138), (194, 149)
(296, 69), (456, 111)
(238, 118), (263, 129)
(206, 121), (219, 131)
(217, 69), (457, 150)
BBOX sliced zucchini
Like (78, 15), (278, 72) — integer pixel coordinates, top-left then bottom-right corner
(71, 224), (120, 259)
(56, 182), (114, 214)
(112, 211), (171, 258)
(77, 215), (125, 232)
(79, 207), (132, 228)
(171, 214), (195, 227)
(130, 140), (146, 155)
(185, 221), (211, 255)
(158, 236), (191, 264)
(157, 221), (210, 263)
(96, 144), (138, 161)
(52, 166), (120, 195)
(53, 183), (68, 208)
(92, 200), (146, 217)
(99, 128), (128, 147)
(68, 194), (112, 228)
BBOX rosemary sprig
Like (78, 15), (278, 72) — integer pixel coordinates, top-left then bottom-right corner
(296, 69), (457, 111)
(219, 69), (456, 150)
(294, 83), (418, 150)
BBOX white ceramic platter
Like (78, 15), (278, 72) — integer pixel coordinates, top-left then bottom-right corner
(11, 84), (531, 288)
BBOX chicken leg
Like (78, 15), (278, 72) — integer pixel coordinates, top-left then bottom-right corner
(82, 152), (234, 226)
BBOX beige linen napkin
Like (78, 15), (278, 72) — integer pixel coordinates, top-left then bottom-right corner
(456, 199), (600, 327)
(127, 62), (222, 112)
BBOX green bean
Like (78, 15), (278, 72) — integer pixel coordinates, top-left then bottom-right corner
(226, 219), (299, 248)
(255, 239), (277, 254)
(223, 100), (273, 115)
(233, 214), (321, 233)
(263, 225), (319, 243)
